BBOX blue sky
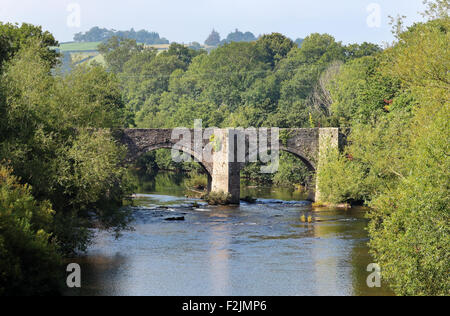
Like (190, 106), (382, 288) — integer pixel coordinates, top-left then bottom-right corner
(0, 0), (426, 44)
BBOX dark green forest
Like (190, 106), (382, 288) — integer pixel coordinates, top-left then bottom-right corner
(0, 0), (449, 296)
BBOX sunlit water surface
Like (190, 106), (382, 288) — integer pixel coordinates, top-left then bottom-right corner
(66, 173), (392, 296)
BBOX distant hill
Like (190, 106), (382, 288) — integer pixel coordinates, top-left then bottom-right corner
(73, 27), (169, 45)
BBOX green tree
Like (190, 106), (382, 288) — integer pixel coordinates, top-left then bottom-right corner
(98, 36), (143, 73)
(222, 29), (256, 44)
(256, 33), (295, 68)
(0, 22), (59, 68)
(0, 40), (133, 254)
(0, 166), (62, 296)
(317, 11), (450, 295)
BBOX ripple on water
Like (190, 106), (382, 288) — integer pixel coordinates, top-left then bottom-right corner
(68, 188), (393, 296)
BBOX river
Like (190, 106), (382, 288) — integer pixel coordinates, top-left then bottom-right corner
(66, 173), (392, 296)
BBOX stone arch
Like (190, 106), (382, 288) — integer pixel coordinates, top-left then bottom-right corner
(135, 143), (213, 177)
(241, 146), (315, 201)
(279, 146), (316, 173)
(241, 146), (316, 173)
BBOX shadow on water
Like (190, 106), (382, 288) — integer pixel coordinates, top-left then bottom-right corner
(65, 172), (393, 296)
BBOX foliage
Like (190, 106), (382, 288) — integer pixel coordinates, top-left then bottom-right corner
(0, 22), (59, 69)
(185, 172), (208, 191)
(368, 101), (450, 296)
(256, 33), (295, 68)
(318, 8), (450, 295)
(0, 166), (62, 296)
(273, 152), (312, 188)
(74, 26), (169, 44)
(0, 40), (133, 255)
(221, 29), (257, 45)
(97, 30), (383, 185)
(294, 38), (304, 47)
(241, 162), (273, 184)
(202, 191), (233, 205)
(98, 37), (145, 73)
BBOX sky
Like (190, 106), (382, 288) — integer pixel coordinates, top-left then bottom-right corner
(0, 0), (427, 45)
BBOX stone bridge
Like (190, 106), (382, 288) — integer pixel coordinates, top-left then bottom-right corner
(113, 128), (342, 204)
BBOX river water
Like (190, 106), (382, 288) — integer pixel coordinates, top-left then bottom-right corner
(66, 173), (392, 296)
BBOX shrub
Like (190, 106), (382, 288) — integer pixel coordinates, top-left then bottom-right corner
(202, 191), (232, 205)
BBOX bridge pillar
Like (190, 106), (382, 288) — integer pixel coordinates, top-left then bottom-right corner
(211, 129), (241, 204)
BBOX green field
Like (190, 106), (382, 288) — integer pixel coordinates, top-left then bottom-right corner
(57, 41), (102, 52)
(57, 41), (208, 68)
(87, 54), (106, 66)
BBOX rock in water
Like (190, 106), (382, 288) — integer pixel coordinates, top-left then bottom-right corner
(165, 216), (185, 221)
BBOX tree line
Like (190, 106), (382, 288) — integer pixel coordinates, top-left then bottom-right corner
(73, 26), (169, 44)
(98, 31), (379, 186)
(204, 28), (304, 47)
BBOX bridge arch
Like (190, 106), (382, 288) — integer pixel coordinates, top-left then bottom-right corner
(280, 146), (316, 173)
(133, 143), (213, 177)
(240, 145), (316, 173)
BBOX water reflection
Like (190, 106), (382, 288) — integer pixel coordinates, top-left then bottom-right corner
(65, 173), (393, 296)
(208, 216), (231, 296)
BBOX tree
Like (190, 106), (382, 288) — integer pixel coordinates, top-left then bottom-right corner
(56, 64), (130, 128)
(74, 27), (169, 44)
(204, 29), (221, 46)
(0, 40), (133, 254)
(222, 29), (257, 44)
(256, 33), (295, 68)
(317, 11), (450, 295)
(327, 56), (405, 126)
(296, 33), (346, 65)
(0, 22), (59, 69)
(164, 43), (205, 69)
(344, 42), (382, 60)
(309, 60), (343, 117)
(0, 166), (62, 296)
(367, 15), (450, 296)
(98, 36), (143, 73)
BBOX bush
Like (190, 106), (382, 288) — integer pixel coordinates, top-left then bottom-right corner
(202, 191), (232, 205)
(316, 146), (366, 204)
